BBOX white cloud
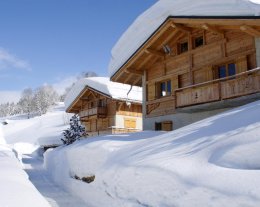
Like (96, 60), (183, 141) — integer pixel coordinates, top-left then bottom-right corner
(0, 91), (21, 104)
(0, 48), (31, 71)
(52, 75), (78, 95)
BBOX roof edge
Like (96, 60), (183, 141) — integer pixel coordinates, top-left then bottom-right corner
(110, 15), (260, 81)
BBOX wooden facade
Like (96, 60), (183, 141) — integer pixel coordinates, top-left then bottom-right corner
(111, 17), (260, 130)
(67, 87), (142, 136)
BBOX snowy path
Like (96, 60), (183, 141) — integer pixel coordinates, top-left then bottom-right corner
(22, 154), (89, 207)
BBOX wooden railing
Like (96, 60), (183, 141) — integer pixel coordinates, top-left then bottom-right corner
(79, 107), (107, 118)
(175, 68), (260, 108)
(111, 126), (140, 134)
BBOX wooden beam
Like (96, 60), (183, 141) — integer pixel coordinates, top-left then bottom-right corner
(89, 90), (97, 98)
(188, 33), (194, 85)
(172, 18), (260, 27)
(144, 48), (165, 57)
(201, 24), (224, 35)
(170, 23), (192, 34)
(158, 29), (180, 47)
(139, 55), (154, 68)
(123, 73), (133, 84)
(113, 20), (174, 79)
(125, 68), (143, 75)
(113, 71), (122, 82)
(240, 25), (260, 37)
(133, 76), (142, 86)
(80, 97), (89, 101)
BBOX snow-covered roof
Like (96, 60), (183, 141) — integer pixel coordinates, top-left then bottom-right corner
(64, 77), (142, 111)
(109, 0), (260, 77)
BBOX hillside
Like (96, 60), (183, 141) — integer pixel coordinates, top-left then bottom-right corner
(45, 100), (260, 207)
(2, 103), (71, 152)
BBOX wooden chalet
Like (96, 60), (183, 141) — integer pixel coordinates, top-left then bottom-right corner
(65, 77), (142, 136)
(109, 0), (260, 131)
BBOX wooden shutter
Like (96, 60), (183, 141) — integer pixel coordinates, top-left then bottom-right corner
(162, 121), (173, 131)
(124, 118), (136, 129)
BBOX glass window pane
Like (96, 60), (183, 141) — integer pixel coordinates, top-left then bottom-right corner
(195, 36), (203, 48)
(218, 65), (226, 78)
(160, 82), (166, 96)
(180, 42), (188, 53)
(228, 63), (236, 76)
(167, 80), (171, 93)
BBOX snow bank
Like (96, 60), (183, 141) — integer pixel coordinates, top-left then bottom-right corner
(109, 0), (260, 77)
(0, 145), (50, 207)
(0, 124), (6, 145)
(64, 77), (142, 111)
(45, 100), (260, 207)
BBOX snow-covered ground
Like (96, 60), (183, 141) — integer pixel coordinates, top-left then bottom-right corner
(45, 100), (260, 207)
(23, 154), (88, 207)
(2, 100), (260, 206)
(3, 102), (71, 148)
(0, 126), (51, 207)
(0, 103), (82, 207)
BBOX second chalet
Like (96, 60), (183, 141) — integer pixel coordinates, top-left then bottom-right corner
(109, 0), (260, 131)
(65, 77), (142, 136)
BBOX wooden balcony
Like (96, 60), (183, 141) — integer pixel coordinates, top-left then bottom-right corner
(79, 107), (107, 118)
(175, 68), (260, 108)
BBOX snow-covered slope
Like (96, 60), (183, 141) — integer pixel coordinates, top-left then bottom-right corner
(45, 100), (260, 207)
(3, 103), (71, 151)
(109, 0), (260, 77)
(65, 77), (142, 111)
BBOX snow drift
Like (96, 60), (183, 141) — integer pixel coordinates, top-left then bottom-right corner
(0, 138), (50, 207)
(45, 100), (260, 207)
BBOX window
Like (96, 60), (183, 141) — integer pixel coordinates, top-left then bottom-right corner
(124, 118), (136, 129)
(216, 63), (236, 79)
(98, 99), (106, 107)
(89, 101), (94, 109)
(194, 36), (204, 48)
(157, 80), (171, 97)
(155, 122), (162, 131)
(178, 73), (190, 88)
(179, 41), (188, 54)
(155, 121), (172, 131)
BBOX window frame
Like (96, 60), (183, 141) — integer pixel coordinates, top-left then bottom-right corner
(156, 79), (172, 98)
(155, 121), (173, 131)
(193, 35), (204, 49)
(214, 62), (236, 79)
(178, 40), (189, 54)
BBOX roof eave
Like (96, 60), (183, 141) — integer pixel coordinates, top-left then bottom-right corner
(110, 15), (260, 82)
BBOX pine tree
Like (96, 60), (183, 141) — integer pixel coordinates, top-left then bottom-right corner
(61, 114), (86, 145)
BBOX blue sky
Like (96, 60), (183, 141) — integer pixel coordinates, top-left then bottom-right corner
(0, 0), (156, 100)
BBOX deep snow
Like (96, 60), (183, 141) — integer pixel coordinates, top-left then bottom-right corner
(0, 103), (86, 207)
(0, 132), (51, 207)
(2, 100), (260, 206)
(45, 100), (260, 207)
(23, 153), (88, 207)
(3, 102), (71, 148)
